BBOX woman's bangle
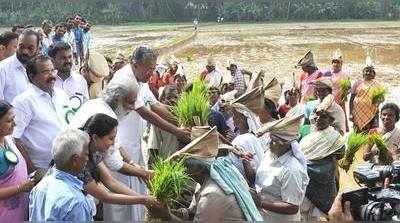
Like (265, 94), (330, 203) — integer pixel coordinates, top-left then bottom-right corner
(16, 184), (21, 193)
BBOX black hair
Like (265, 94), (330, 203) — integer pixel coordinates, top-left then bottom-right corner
(20, 29), (41, 47)
(26, 55), (52, 83)
(131, 45), (158, 63)
(48, 42), (71, 58)
(0, 31), (19, 47)
(11, 25), (24, 32)
(0, 100), (13, 120)
(55, 22), (67, 29)
(264, 98), (279, 120)
(381, 103), (400, 122)
(81, 113), (118, 138)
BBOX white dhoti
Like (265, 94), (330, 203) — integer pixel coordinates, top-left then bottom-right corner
(103, 111), (147, 222)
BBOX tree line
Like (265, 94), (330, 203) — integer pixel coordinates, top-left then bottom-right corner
(0, 0), (399, 26)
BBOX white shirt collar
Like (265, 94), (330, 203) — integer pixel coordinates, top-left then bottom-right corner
(10, 54), (25, 71)
(32, 84), (54, 98)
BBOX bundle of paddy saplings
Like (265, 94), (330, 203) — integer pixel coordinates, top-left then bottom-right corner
(172, 79), (210, 128)
(371, 86), (387, 104)
(339, 78), (351, 101)
(369, 132), (392, 164)
(148, 157), (191, 207)
(338, 132), (369, 172)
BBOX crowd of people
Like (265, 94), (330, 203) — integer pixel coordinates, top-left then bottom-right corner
(0, 14), (399, 222)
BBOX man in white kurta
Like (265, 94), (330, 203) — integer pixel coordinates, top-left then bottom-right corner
(102, 63), (149, 222)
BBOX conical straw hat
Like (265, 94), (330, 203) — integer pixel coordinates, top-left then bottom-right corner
(297, 50), (316, 68)
(167, 126), (219, 161)
(232, 86), (264, 114)
(255, 114), (304, 141)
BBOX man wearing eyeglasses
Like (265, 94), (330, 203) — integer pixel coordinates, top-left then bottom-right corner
(11, 55), (70, 173)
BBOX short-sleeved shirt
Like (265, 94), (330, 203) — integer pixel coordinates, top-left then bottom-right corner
(201, 69), (223, 88)
(29, 168), (93, 221)
(255, 150), (309, 222)
(55, 71), (89, 103)
(12, 86), (70, 168)
(232, 69), (246, 96)
(0, 55), (30, 102)
(229, 133), (264, 176)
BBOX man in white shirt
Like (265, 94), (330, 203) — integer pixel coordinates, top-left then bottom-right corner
(103, 45), (190, 222)
(12, 55), (70, 172)
(200, 56), (223, 88)
(0, 31), (19, 61)
(49, 42), (89, 105)
(0, 30), (41, 102)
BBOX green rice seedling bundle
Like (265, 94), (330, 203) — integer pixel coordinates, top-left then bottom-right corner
(369, 133), (392, 164)
(149, 158), (191, 206)
(338, 132), (369, 172)
(371, 86), (387, 104)
(172, 79), (210, 127)
(339, 78), (351, 101)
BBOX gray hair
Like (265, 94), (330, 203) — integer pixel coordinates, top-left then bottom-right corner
(52, 129), (90, 167)
(131, 44), (159, 64)
(103, 72), (139, 110)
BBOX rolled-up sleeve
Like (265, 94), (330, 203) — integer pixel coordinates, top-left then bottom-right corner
(103, 145), (124, 171)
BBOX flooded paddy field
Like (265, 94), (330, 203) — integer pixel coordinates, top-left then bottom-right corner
(91, 21), (400, 88)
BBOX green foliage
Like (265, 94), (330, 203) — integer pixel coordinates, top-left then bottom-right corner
(149, 158), (191, 205)
(339, 78), (352, 100)
(172, 79), (210, 128)
(339, 132), (369, 172)
(371, 86), (387, 104)
(0, 0), (398, 26)
(369, 132), (392, 164)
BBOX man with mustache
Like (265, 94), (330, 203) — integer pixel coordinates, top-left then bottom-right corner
(0, 30), (40, 103)
(11, 55), (70, 173)
(49, 42), (89, 103)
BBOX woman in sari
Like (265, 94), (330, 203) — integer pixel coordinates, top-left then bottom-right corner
(350, 66), (381, 133)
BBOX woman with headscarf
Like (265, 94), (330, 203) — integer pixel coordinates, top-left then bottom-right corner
(350, 63), (382, 133)
(297, 51), (323, 102)
(156, 127), (263, 222)
(244, 114), (309, 222)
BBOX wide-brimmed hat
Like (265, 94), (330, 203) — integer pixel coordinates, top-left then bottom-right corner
(315, 94), (336, 119)
(297, 50), (317, 68)
(167, 126), (219, 161)
(87, 51), (110, 82)
(255, 114), (304, 142)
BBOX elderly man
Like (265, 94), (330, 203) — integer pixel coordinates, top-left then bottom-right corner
(200, 56), (223, 88)
(12, 55), (70, 172)
(0, 31), (19, 61)
(29, 129), (92, 221)
(157, 127), (263, 222)
(49, 42), (89, 104)
(0, 30), (41, 102)
(300, 100), (345, 220)
(104, 44), (190, 222)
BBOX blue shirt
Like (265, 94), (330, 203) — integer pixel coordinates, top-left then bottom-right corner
(51, 35), (65, 46)
(73, 28), (83, 44)
(29, 168), (93, 221)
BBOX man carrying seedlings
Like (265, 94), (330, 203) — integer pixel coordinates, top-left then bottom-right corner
(153, 127), (263, 222)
